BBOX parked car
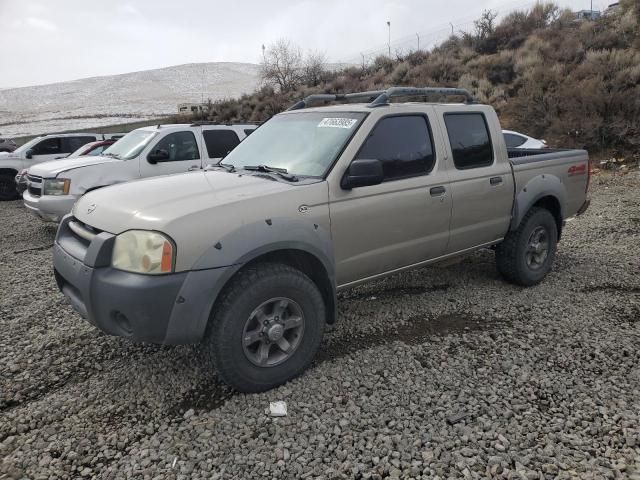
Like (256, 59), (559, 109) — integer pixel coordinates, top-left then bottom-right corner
(52, 87), (590, 393)
(0, 135), (17, 153)
(503, 129), (548, 149)
(15, 141), (116, 197)
(24, 123), (257, 222)
(0, 132), (124, 200)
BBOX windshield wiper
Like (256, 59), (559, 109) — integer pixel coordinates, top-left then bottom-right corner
(206, 163), (236, 173)
(102, 152), (121, 159)
(243, 165), (298, 182)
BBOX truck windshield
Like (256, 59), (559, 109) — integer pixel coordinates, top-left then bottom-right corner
(222, 112), (366, 177)
(102, 130), (156, 160)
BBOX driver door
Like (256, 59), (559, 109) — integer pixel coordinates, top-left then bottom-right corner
(139, 130), (203, 177)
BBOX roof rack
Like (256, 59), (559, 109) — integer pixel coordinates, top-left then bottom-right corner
(189, 121), (263, 127)
(288, 86), (476, 111)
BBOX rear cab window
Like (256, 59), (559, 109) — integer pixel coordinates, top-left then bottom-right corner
(355, 115), (436, 181)
(444, 113), (493, 169)
(202, 130), (241, 158)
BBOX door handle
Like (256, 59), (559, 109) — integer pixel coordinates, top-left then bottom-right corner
(430, 186), (446, 196)
(490, 176), (503, 185)
(188, 165), (200, 171)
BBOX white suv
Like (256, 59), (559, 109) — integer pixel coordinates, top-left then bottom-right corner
(23, 123), (257, 222)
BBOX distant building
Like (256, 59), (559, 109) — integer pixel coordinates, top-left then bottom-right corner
(178, 103), (209, 114)
(604, 3), (620, 15)
(574, 9), (601, 20)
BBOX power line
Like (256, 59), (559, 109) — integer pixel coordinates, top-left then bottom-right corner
(338, 0), (560, 65)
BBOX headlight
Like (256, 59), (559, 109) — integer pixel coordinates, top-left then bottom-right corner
(43, 178), (70, 195)
(111, 230), (175, 275)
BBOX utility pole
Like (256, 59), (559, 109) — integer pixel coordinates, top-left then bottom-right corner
(387, 21), (391, 56)
(450, 22), (454, 35)
(261, 44), (266, 61)
(361, 53), (365, 69)
(416, 33), (420, 51)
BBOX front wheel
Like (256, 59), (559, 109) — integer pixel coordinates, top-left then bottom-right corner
(0, 173), (19, 201)
(496, 207), (558, 286)
(204, 262), (326, 393)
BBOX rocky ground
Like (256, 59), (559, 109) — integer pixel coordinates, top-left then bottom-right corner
(1, 171), (639, 480)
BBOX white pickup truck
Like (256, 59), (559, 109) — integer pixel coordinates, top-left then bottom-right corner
(23, 123), (257, 222)
(0, 132), (123, 200)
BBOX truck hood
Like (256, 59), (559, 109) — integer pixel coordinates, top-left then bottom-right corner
(29, 155), (120, 177)
(0, 152), (19, 160)
(73, 170), (293, 234)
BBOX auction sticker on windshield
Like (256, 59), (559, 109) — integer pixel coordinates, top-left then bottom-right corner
(318, 118), (358, 129)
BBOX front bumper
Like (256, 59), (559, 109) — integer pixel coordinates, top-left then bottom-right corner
(23, 191), (76, 223)
(53, 215), (231, 344)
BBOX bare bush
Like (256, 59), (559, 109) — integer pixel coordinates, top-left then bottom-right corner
(260, 39), (303, 92)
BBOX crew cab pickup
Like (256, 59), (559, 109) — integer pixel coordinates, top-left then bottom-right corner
(52, 87), (590, 392)
(0, 133), (123, 200)
(23, 123), (256, 222)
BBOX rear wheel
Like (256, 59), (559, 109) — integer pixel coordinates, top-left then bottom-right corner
(204, 262), (325, 392)
(496, 207), (558, 286)
(0, 173), (19, 201)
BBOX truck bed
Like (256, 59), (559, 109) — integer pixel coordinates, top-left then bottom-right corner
(508, 148), (589, 221)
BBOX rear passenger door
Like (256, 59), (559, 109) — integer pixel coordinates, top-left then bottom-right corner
(201, 129), (241, 166)
(329, 112), (452, 286)
(140, 130), (202, 178)
(438, 108), (514, 253)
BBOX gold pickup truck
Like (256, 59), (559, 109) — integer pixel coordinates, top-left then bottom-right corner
(52, 87), (590, 392)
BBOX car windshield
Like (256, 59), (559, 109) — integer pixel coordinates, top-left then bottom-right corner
(222, 112), (366, 177)
(102, 130), (156, 160)
(13, 137), (43, 154)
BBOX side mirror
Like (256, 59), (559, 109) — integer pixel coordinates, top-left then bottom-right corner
(341, 159), (384, 189)
(25, 149), (34, 159)
(147, 149), (170, 164)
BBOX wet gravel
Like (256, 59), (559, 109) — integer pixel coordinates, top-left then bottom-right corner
(1, 172), (639, 479)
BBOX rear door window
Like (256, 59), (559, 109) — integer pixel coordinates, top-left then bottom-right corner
(62, 136), (96, 153)
(203, 130), (241, 158)
(504, 133), (526, 148)
(355, 115), (435, 181)
(444, 113), (493, 169)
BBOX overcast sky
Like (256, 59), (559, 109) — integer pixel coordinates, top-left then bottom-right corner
(1, 0), (598, 89)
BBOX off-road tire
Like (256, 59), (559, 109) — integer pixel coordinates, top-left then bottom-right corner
(204, 262), (326, 393)
(496, 207), (558, 286)
(0, 173), (19, 201)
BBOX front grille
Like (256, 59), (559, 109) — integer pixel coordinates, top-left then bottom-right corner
(27, 175), (43, 197)
(68, 217), (102, 243)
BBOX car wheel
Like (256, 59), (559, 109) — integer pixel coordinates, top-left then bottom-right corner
(204, 262), (326, 392)
(0, 173), (19, 201)
(495, 207), (558, 286)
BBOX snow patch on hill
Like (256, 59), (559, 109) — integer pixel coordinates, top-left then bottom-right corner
(0, 62), (260, 137)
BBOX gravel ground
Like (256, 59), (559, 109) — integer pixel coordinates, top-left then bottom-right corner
(1, 172), (639, 480)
